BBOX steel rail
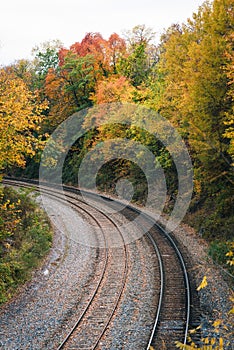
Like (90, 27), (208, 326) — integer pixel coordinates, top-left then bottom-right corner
(142, 212), (190, 348)
(145, 232), (164, 350)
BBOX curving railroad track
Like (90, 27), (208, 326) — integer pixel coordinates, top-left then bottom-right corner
(2, 178), (199, 349)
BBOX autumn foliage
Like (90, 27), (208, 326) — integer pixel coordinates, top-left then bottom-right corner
(0, 4), (233, 347)
(91, 76), (134, 104)
(0, 1), (233, 242)
(0, 68), (47, 172)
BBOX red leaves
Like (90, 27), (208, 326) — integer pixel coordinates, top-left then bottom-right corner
(58, 32), (126, 74)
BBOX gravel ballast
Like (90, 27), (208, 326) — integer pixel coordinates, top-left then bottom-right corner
(0, 190), (233, 349)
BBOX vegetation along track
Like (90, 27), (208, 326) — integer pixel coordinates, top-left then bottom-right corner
(3, 178), (199, 349)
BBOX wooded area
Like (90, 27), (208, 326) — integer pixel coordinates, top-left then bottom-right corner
(0, 0), (233, 258)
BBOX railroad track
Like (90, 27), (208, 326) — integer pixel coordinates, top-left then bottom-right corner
(4, 178), (128, 349)
(85, 192), (192, 349)
(3, 177), (195, 349)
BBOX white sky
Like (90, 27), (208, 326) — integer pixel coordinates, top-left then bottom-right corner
(0, 0), (205, 65)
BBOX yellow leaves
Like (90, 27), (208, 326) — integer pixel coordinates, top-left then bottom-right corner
(203, 337), (210, 344)
(219, 338), (224, 350)
(189, 325), (201, 334)
(197, 276), (208, 291)
(175, 337), (225, 350)
(0, 197), (22, 238)
(226, 259), (234, 266)
(226, 251), (233, 257)
(223, 114), (234, 163)
(175, 308), (231, 349)
(210, 338), (216, 345)
(228, 294), (234, 315)
(213, 319), (222, 328)
(226, 242), (234, 267)
(1, 200), (10, 210)
(175, 341), (196, 349)
(0, 68), (47, 171)
(1, 199), (21, 212)
(193, 179), (202, 195)
(3, 242), (11, 250)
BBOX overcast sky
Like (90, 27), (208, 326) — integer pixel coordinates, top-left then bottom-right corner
(0, 0), (205, 65)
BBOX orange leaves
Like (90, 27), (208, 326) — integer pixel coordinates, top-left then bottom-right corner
(45, 68), (64, 100)
(108, 33), (126, 52)
(44, 32), (128, 126)
(108, 33), (126, 72)
(58, 48), (69, 66)
(91, 76), (135, 104)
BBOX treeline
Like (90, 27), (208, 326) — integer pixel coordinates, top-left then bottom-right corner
(0, 0), (233, 241)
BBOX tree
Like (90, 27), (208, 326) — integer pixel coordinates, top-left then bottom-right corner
(156, 0), (234, 238)
(42, 52), (97, 132)
(43, 67), (73, 131)
(9, 59), (34, 87)
(118, 42), (150, 87)
(123, 24), (155, 47)
(70, 33), (109, 77)
(158, 0), (233, 180)
(0, 68), (47, 172)
(42, 33), (127, 130)
(107, 33), (126, 74)
(62, 52), (96, 109)
(32, 40), (62, 78)
(119, 25), (157, 87)
(223, 32), (234, 163)
(90, 76), (135, 104)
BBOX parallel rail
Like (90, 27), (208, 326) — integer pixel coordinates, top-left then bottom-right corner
(98, 195), (191, 349)
(4, 178), (128, 349)
(3, 177), (191, 349)
(55, 201), (128, 350)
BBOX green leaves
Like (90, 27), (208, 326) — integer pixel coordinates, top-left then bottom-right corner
(118, 43), (150, 87)
(63, 53), (96, 108)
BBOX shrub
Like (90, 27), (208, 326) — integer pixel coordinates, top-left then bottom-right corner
(0, 186), (52, 304)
